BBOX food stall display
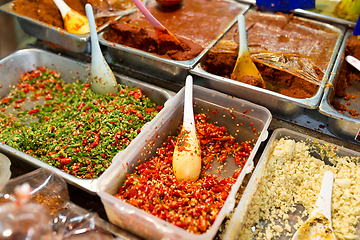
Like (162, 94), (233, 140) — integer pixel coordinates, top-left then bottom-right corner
(0, 0), (360, 239)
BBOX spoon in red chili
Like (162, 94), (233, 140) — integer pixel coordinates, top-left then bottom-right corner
(131, 0), (184, 55)
(173, 75), (202, 181)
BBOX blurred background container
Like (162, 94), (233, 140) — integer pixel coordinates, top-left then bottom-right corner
(0, 0), (36, 58)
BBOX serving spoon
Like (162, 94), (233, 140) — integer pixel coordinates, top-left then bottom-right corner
(173, 75), (202, 181)
(53, 0), (90, 34)
(292, 170), (336, 240)
(231, 15), (264, 85)
(85, 4), (118, 95)
(346, 55), (360, 72)
(131, 0), (184, 55)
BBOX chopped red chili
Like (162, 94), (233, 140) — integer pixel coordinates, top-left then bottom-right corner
(115, 113), (253, 234)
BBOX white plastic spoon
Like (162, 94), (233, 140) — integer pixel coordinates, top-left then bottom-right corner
(85, 4), (118, 95)
(346, 55), (360, 72)
(53, 0), (90, 34)
(173, 75), (201, 181)
(292, 170), (336, 240)
(231, 15), (264, 85)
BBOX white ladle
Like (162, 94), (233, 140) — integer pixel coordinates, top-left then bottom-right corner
(172, 75), (201, 181)
(292, 170), (336, 240)
(53, 0), (90, 34)
(85, 4), (118, 95)
(346, 55), (360, 72)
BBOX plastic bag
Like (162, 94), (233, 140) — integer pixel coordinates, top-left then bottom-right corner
(53, 204), (114, 240)
(0, 183), (54, 240)
(0, 168), (69, 215)
(250, 47), (324, 85)
(0, 169), (116, 240)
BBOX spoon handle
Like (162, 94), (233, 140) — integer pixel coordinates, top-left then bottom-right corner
(131, 0), (164, 29)
(313, 170), (334, 221)
(85, 4), (101, 58)
(346, 55), (360, 72)
(183, 75), (195, 130)
(238, 14), (249, 57)
(53, 0), (71, 17)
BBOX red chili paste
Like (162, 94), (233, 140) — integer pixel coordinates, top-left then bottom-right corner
(115, 113), (252, 234)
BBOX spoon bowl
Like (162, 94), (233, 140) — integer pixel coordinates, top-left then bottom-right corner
(85, 4), (118, 95)
(53, 0), (90, 34)
(156, 0), (182, 6)
(292, 171), (336, 240)
(172, 75), (202, 181)
(231, 15), (264, 87)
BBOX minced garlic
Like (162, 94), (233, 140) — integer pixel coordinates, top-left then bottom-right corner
(236, 138), (360, 240)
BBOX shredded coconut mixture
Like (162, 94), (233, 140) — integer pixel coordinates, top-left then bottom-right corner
(237, 138), (360, 240)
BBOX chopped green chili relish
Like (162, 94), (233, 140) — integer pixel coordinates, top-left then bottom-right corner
(0, 68), (162, 179)
(115, 113), (252, 234)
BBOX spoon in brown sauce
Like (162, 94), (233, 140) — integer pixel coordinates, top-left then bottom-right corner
(231, 15), (265, 88)
(131, 0), (184, 54)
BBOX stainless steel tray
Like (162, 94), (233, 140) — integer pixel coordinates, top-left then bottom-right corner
(191, 13), (345, 119)
(0, 48), (175, 194)
(0, 1), (138, 53)
(98, 0), (250, 82)
(319, 30), (360, 144)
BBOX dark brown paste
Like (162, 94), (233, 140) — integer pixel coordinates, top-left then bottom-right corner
(11, 0), (133, 30)
(103, 0), (244, 60)
(202, 11), (338, 99)
(104, 21), (203, 60)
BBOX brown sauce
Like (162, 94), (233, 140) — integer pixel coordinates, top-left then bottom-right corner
(202, 11), (339, 99)
(103, 0), (244, 60)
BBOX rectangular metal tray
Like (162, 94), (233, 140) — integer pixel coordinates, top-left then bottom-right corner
(319, 30), (360, 144)
(190, 12), (345, 119)
(0, 48), (175, 194)
(222, 128), (360, 240)
(98, 0), (250, 82)
(0, 1), (138, 53)
(97, 84), (272, 240)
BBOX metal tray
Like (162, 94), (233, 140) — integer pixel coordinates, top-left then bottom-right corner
(98, 0), (250, 82)
(222, 128), (360, 240)
(235, 0), (357, 28)
(0, 48), (175, 194)
(190, 12), (345, 119)
(0, 1), (138, 53)
(319, 30), (360, 144)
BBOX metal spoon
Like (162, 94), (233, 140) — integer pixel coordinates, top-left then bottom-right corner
(85, 4), (118, 95)
(231, 15), (264, 85)
(131, 0), (184, 55)
(292, 170), (336, 240)
(173, 75), (202, 181)
(346, 55), (360, 72)
(53, 0), (90, 34)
